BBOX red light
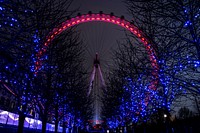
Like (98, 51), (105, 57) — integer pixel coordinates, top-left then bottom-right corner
(43, 49), (46, 52)
(36, 13), (159, 94)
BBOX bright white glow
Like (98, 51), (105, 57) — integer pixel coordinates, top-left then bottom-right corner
(25, 117), (35, 124)
(0, 109), (62, 132)
(164, 114), (167, 118)
(8, 113), (19, 121)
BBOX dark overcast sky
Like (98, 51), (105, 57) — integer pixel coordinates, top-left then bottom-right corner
(70, 0), (131, 20)
(69, 0), (132, 76)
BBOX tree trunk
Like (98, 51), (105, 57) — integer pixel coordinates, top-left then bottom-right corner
(62, 105), (66, 133)
(55, 118), (59, 133)
(194, 96), (200, 115)
(17, 113), (25, 133)
(55, 103), (59, 133)
(62, 120), (66, 133)
(42, 113), (47, 133)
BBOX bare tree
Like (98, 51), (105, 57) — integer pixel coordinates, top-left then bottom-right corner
(102, 0), (200, 128)
(0, 0), (80, 133)
(125, 0), (200, 94)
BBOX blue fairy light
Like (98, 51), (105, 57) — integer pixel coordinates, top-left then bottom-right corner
(195, 14), (199, 18)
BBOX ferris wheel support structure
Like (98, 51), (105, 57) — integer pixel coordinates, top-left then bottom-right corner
(88, 53), (106, 96)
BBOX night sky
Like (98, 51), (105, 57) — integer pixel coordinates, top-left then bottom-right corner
(70, 0), (130, 19)
(69, 0), (131, 76)
(68, 0), (199, 118)
(69, 0), (132, 121)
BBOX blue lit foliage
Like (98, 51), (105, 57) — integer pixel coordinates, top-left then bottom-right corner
(34, 29), (89, 128)
(0, 1), (20, 94)
(0, 62), (33, 115)
(119, 75), (157, 124)
(0, 56), (36, 116)
(0, 59), (36, 116)
(104, 41), (156, 125)
(158, 52), (200, 97)
(0, 1), (36, 61)
(153, 49), (200, 118)
(152, 1), (200, 109)
(183, 6), (200, 27)
(31, 30), (44, 73)
(0, 0), (88, 129)
(0, 4), (19, 29)
(107, 116), (119, 129)
(118, 0), (200, 127)
(31, 30), (52, 74)
(147, 1), (200, 117)
(0, 1), (38, 117)
(180, 2), (200, 61)
(0, 1), (21, 51)
(154, 41), (200, 116)
(113, 56), (200, 125)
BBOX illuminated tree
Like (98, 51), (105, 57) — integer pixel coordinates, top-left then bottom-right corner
(0, 0), (80, 133)
(125, 0), (200, 94)
(104, 0), (200, 129)
(35, 30), (91, 133)
(103, 0), (200, 126)
(102, 38), (153, 127)
(101, 73), (124, 128)
(0, 1), (38, 132)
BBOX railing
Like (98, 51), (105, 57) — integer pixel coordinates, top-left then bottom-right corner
(0, 109), (63, 132)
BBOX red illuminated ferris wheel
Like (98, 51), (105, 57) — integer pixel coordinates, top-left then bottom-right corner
(34, 11), (159, 106)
